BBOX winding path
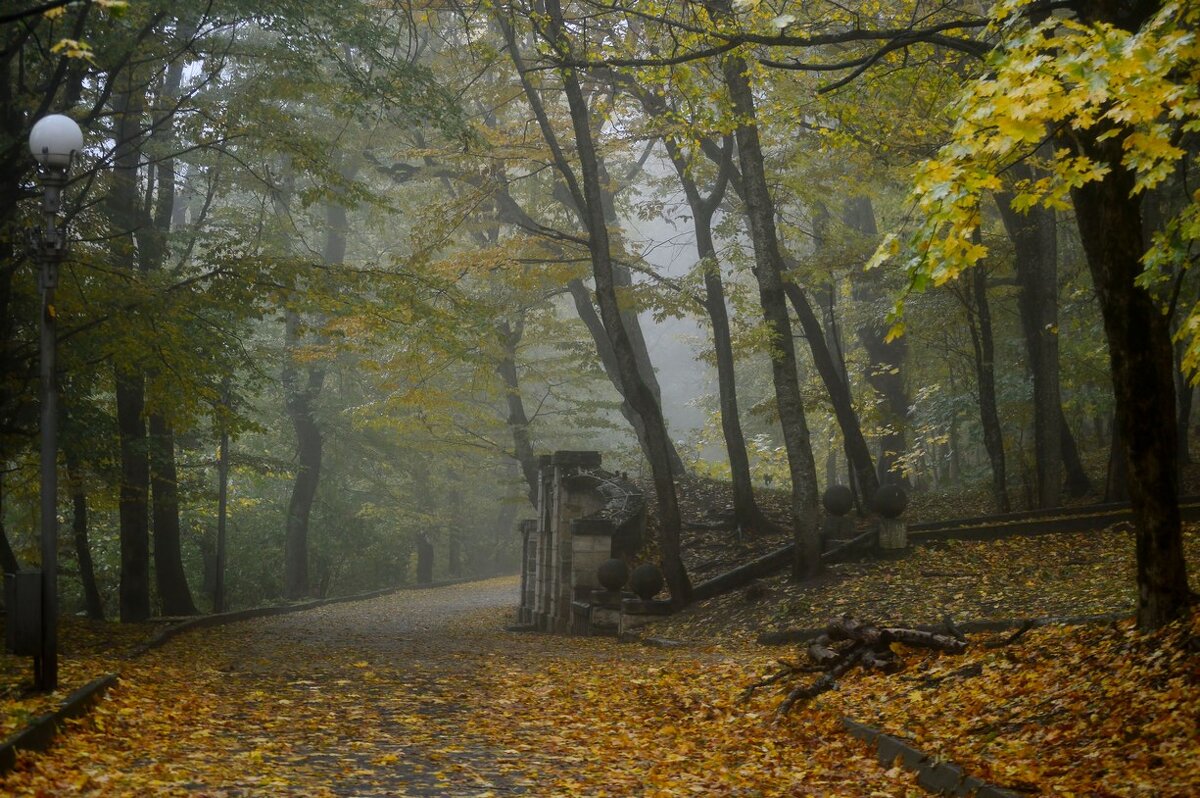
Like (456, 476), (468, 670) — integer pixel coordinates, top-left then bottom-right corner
(1, 576), (899, 797)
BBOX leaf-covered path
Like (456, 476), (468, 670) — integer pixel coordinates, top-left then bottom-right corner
(1, 577), (907, 797)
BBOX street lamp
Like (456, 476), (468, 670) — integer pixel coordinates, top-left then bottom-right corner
(29, 113), (83, 692)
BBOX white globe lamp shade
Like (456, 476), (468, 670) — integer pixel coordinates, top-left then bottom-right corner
(29, 114), (84, 169)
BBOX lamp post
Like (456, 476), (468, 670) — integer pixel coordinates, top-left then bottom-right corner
(28, 113), (83, 692)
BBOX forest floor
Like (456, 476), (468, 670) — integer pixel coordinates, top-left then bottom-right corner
(1, 577), (914, 797)
(0, 483), (1197, 796)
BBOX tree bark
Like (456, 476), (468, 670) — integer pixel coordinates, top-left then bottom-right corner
(1063, 116), (1190, 629)
(64, 446), (103, 620)
(845, 198), (910, 483)
(493, 14), (686, 479)
(142, 44), (197, 616)
(1105, 418), (1130, 502)
(1177, 369), (1193, 464)
(282, 327), (325, 600)
(496, 318), (540, 507)
(963, 265), (1010, 512)
(655, 129), (767, 533)
(564, 279), (663, 461)
(718, 42), (822, 579)
(115, 367), (150, 621)
(995, 177), (1091, 502)
(110, 81), (151, 622)
(149, 415), (196, 615)
(1057, 0), (1190, 627)
(282, 159), (352, 599)
(0, 474), (18, 574)
(783, 283), (880, 505)
(542, 0), (692, 605)
(214, 388), (229, 613)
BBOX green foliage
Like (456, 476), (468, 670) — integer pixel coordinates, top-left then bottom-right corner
(869, 1), (1200, 352)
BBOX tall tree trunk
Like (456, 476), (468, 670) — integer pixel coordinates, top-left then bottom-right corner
(141, 39), (196, 616)
(110, 81), (151, 622)
(115, 368), (150, 620)
(1058, 406), (1091, 496)
(282, 320), (325, 600)
(1063, 116), (1189, 630)
(541, 0), (692, 605)
(493, 14), (685, 480)
(591, 100), (685, 479)
(149, 416), (196, 614)
(995, 176), (1092, 504)
(282, 160), (351, 599)
(214, 391), (229, 613)
(963, 266), (1010, 512)
(64, 446), (103, 620)
(845, 198), (911, 483)
(1105, 418), (1130, 502)
(718, 38), (822, 579)
(655, 129), (767, 533)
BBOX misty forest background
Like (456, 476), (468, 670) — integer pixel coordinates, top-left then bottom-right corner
(2, 1), (1197, 626)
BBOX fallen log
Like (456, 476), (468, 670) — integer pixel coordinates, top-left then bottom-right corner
(693, 527), (878, 602)
(745, 615), (968, 717)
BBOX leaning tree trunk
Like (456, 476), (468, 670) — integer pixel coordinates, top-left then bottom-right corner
(564, 279), (678, 470)
(784, 283), (880, 507)
(720, 42), (822, 579)
(1064, 120), (1189, 630)
(542, 0), (692, 605)
(496, 317), (540, 507)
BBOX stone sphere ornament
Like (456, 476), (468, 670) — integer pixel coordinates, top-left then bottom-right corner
(872, 484), (908, 519)
(629, 563), (665, 601)
(822, 484), (854, 516)
(596, 558), (629, 592)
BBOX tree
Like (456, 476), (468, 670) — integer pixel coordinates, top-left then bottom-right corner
(712, 2), (823, 578)
(516, 0), (694, 604)
(871, 0), (1198, 629)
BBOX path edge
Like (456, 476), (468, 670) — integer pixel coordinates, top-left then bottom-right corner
(0, 673), (118, 776)
(131, 576), (479, 656)
(842, 717), (1021, 797)
(0, 575), (485, 776)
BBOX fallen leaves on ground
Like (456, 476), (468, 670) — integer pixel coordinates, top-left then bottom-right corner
(0, 616), (171, 740)
(800, 609), (1200, 797)
(650, 524), (1200, 644)
(465, 639), (916, 797)
(2, 515), (1197, 796)
(0, 578), (919, 797)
